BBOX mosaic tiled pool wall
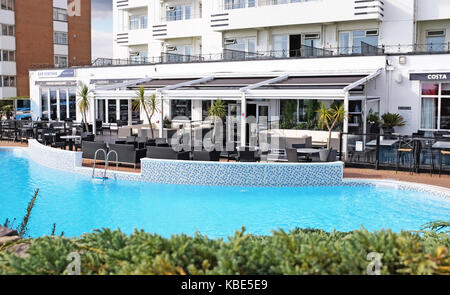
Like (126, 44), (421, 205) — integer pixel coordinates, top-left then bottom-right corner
(28, 140), (82, 172)
(140, 159), (344, 187)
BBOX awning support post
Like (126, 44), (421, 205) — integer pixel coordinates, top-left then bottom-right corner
(158, 92), (164, 138)
(240, 92), (247, 148)
(343, 90), (349, 161)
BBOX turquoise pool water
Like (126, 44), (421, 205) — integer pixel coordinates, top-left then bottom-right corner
(0, 149), (449, 238)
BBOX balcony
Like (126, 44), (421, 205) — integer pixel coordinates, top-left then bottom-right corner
(152, 16), (203, 39)
(211, 0), (384, 31)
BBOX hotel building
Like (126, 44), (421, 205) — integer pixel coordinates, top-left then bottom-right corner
(29, 0), (450, 145)
(0, 0), (91, 115)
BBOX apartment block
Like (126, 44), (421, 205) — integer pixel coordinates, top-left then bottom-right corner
(0, 0), (91, 103)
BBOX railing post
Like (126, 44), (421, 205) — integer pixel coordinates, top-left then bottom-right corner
(339, 132), (343, 162)
(375, 134), (380, 170)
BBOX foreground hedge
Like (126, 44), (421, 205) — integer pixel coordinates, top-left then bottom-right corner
(0, 228), (449, 275)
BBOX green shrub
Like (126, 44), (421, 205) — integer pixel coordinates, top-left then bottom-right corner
(0, 227), (448, 275)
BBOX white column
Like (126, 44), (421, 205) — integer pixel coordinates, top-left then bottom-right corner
(128, 99), (132, 126)
(116, 99), (120, 122)
(47, 89), (51, 120)
(159, 92), (164, 138)
(105, 99), (109, 123)
(92, 96), (97, 135)
(343, 91), (349, 161)
(240, 92), (247, 148)
(56, 90), (61, 121)
(66, 88), (70, 119)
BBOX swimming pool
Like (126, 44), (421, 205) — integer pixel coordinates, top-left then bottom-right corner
(0, 149), (449, 238)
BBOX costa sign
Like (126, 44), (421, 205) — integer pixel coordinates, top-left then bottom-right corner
(410, 73), (450, 81)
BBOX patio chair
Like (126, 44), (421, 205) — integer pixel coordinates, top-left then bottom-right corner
(82, 141), (108, 161)
(416, 139), (435, 175)
(439, 150), (450, 177)
(193, 150), (221, 162)
(146, 146), (190, 160)
(108, 144), (147, 169)
(51, 133), (67, 150)
(238, 150), (260, 162)
(286, 148), (299, 163)
(395, 137), (415, 174)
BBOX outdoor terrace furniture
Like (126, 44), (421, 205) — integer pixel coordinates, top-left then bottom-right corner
(193, 151), (221, 162)
(440, 150), (450, 176)
(108, 144), (147, 169)
(81, 132), (95, 142)
(82, 141), (108, 160)
(286, 148), (299, 162)
(146, 146), (190, 160)
(118, 127), (132, 139)
(51, 134), (67, 150)
(237, 150), (260, 163)
(395, 138), (416, 174)
(297, 148), (320, 162)
(286, 136), (312, 149)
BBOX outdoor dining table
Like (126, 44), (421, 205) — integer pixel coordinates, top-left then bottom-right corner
(366, 139), (399, 146)
(432, 141), (450, 150)
(296, 148), (320, 162)
(61, 135), (81, 151)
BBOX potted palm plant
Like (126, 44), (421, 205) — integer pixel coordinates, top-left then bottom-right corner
(316, 102), (347, 162)
(367, 110), (381, 134)
(208, 99), (227, 147)
(380, 113), (405, 135)
(77, 84), (91, 132)
(132, 86), (160, 139)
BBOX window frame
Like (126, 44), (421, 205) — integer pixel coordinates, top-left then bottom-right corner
(54, 31), (68, 45)
(420, 82), (450, 131)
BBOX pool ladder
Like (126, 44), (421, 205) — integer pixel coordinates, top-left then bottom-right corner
(92, 149), (119, 180)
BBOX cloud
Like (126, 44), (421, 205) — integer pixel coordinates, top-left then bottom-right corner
(92, 29), (113, 59)
(92, 0), (112, 20)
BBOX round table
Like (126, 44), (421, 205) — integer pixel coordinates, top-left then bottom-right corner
(297, 148), (320, 162)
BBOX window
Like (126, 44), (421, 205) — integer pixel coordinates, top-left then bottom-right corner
(129, 15), (147, 30)
(166, 5), (191, 21)
(54, 31), (68, 45)
(202, 100), (212, 120)
(273, 35), (288, 57)
(224, 37), (257, 60)
(166, 45), (192, 62)
(1, 0), (14, 11)
(224, 0), (254, 9)
(1, 76), (15, 87)
(50, 90), (57, 120)
(108, 100), (117, 123)
(41, 91), (49, 119)
(426, 30), (446, 52)
(59, 90), (67, 120)
(1, 24), (14, 36)
(171, 100), (192, 120)
(339, 29), (379, 54)
(53, 7), (68, 22)
(54, 55), (68, 68)
(421, 82), (450, 130)
(69, 92), (76, 120)
(0, 50), (15, 61)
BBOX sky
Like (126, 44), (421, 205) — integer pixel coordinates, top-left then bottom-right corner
(92, 0), (113, 60)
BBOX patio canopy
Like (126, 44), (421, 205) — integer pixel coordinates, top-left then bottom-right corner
(93, 69), (383, 101)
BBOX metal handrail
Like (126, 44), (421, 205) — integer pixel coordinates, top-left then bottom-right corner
(106, 150), (119, 179)
(92, 149), (107, 179)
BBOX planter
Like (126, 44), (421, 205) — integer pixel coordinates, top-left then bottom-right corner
(319, 149), (337, 162)
(368, 123), (380, 134)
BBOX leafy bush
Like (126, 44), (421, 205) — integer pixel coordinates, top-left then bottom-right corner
(0, 227), (448, 275)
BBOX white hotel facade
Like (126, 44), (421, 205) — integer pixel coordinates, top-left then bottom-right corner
(29, 0), (450, 144)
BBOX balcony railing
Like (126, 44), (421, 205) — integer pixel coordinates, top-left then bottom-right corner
(221, 0), (318, 10)
(84, 43), (450, 68)
(160, 13), (202, 23)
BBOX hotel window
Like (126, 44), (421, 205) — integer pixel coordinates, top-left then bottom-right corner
(54, 55), (68, 68)
(421, 83), (450, 130)
(108, 100), (117, 123)
(273, 35), (289, 57)
(339, 29), (379, 54)
(224, 37), (256, 60)
(53, 7), (68, 22)
(69, 92), (76, 119)
(224, 0), (254, 9)
(129, 15), (147, 30)
(59, 90), (67, 120)
(1, 0), (14, 11)
(1, 50), (15, 61)
(54, 31), (68, 45)
(41, 92), (49, 119)
(426, 30), (446, 52)
(202, 100), (213, 120)
(50, 90), (57, 120)
(1, 24), (14, 36)
(166, 5), (191, 21)
(171, 100), (192, 120)
(166, 45), (192, 62)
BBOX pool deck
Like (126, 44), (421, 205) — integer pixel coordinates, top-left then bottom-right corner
(2, 140), (450, 189)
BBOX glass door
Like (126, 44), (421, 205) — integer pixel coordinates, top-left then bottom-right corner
(227, 104), (241, 144)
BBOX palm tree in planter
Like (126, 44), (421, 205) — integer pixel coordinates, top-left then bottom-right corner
(77, 84), (91, 132)
(380, 113), (405, 135)
(132, 86), (160, 139)
(316, 102), (347, 162)
(208, 99), (227, 148)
